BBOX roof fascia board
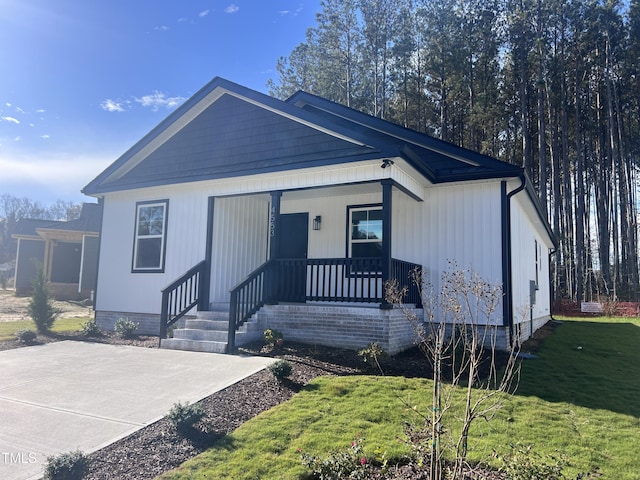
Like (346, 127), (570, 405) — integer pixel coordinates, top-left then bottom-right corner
(83, 150), (388, 196)
(288, 92), (510, 169)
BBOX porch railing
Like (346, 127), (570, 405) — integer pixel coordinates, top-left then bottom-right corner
(227, 256), (422, 348)
(390, 258), (422, 307)
(275, 257), (384, 303)
(160, 260), (206, 339)
(228, 260), (273, 351)
(161, 256), (421, 350)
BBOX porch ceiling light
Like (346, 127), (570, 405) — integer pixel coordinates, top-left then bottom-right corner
(313, 215), (322, 230)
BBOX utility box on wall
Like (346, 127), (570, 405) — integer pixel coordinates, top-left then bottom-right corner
(529, 280), (537, 307)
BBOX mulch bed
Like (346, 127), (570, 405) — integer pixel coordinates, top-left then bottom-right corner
(0, 323), (556, 479)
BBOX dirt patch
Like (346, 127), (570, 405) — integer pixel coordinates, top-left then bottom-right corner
(0, 290), (93, 322)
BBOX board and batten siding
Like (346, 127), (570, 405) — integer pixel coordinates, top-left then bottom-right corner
(281, 188), (424, 263)
(96, 187), (209, 315)
(421, 181), (504, 325)
(209, 195), (270, 303)
(509, 190), (553, 331)
(94, 160), (426, 315)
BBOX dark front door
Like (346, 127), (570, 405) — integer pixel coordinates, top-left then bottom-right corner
(277, 213), (308, 302)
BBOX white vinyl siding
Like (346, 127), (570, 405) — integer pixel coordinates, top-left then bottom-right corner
(510, 191), (553, 325)
(209, 195), (270, 303)
(422, 181), (504, 325)
(96, 187), (208, 315)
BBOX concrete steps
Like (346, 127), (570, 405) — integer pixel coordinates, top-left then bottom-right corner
(160, 303), (263, 354)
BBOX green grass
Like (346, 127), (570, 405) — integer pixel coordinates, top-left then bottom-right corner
(156, 317), (639, 479)
(0, 317), (88, 341)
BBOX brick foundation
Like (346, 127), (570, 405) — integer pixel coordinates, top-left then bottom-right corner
(95, 311), (187, 336)
(257, 304), (423, 355)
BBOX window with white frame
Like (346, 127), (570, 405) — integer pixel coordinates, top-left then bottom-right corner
(132, 200), (168, 272)
(348, 205), (383, 259)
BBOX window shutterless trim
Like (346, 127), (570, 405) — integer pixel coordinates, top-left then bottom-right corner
(346, 203), (383, 276)
(131, 199), (169, 273)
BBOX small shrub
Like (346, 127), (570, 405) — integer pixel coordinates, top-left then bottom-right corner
(167, 401), (206, 432)
(43, 449), (88, 480)
(114, 317), (138, 338)
(15, 329), (37, 344)
(300, 436), (372, 480)
(268, 359), (293, 379)
(358, 342), (386, 364)
(80, 318), (101, 337)
(0, 273), (7, 290)
(358, 342), (387, 375)
(497, 444), (600, 480)
(263, 328), (283, 346)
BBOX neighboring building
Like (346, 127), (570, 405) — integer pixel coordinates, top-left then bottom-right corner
(12, 203), (102, 300)
(83, 77), (556, 354)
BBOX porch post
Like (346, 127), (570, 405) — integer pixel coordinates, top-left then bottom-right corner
(43, 240), (54, 282)
(268, 191), (282, 303)
(199, 196), (214, 311)
(381, 179), (392, 309)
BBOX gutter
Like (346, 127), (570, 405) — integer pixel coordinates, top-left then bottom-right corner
(501, 173), (527, 343)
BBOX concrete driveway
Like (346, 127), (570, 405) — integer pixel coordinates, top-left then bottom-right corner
(0, 341), (273, 480)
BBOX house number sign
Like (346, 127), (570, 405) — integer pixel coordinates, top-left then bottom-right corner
(269, 206), (276, 237)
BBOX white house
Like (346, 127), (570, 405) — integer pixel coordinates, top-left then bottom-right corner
(82, 77), (556, 354)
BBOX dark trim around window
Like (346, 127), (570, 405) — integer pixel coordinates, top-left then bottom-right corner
(132, 199), (169, 273)
(346, 203), (383, 275)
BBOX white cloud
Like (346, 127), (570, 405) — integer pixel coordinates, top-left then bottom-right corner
(225, 4), (239, 14)
(279, 4), (303, 16)
(41, 134), (50, 139)
(0, 152), (113, 203)
(37, 109), (46, 113)
(100, 99), (125, 112)
(154, 25), (169, 31)
(199, 9), (210, 17)
(1, 116), (20, 124)
(135, 91), (186, 111)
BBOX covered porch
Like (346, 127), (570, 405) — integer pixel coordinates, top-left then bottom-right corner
(160, 178), (425, 353)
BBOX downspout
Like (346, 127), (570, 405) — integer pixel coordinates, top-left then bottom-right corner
(548, 246), (557, 320)
(501, 173), (526, 346)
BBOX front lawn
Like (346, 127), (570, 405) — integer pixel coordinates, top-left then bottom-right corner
(0, 317), (88, 342)
(159, 316), (639, 479)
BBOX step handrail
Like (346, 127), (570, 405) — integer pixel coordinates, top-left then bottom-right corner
(160, 260), (207, 339)
(228, 260), (273, 351)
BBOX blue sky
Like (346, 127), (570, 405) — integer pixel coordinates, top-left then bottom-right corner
(0, 0), (320, 205)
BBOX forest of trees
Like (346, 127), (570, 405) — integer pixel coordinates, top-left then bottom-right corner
(268, 0), (640, 302)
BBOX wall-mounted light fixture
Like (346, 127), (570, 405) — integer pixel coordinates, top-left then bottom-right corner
(381, 158), (394, 169)
(313, 215), (322, 230)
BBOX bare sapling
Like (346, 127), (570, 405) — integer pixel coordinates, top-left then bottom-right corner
(386, 264), (521, 479)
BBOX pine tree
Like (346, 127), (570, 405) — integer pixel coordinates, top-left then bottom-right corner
(28, 265), (59, 333)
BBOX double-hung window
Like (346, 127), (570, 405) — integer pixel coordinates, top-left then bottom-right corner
(132, 200), (168, 272)
(348, 205), (383, 262)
